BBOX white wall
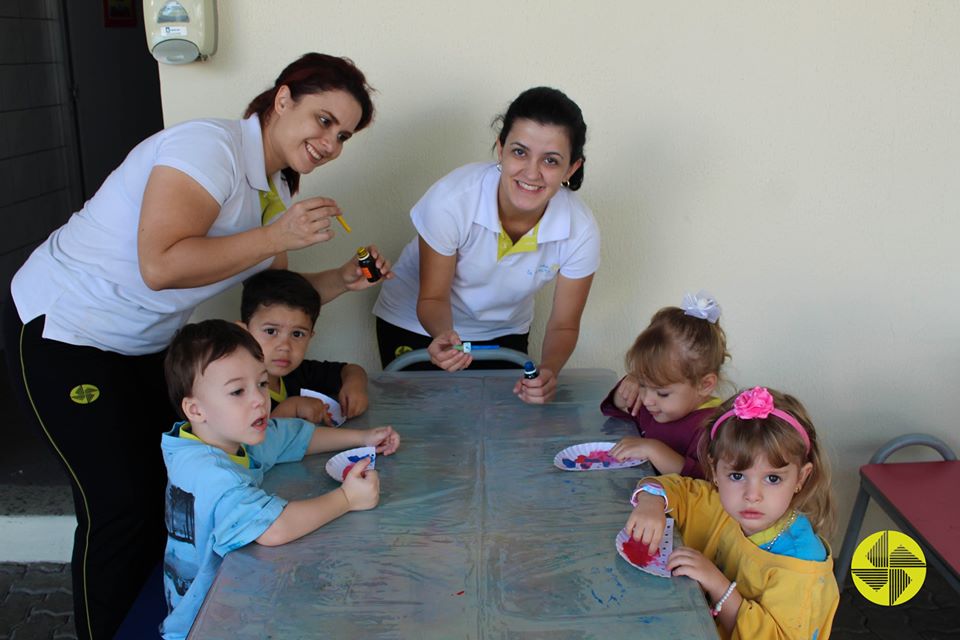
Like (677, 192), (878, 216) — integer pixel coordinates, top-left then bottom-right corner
(156, 1), (960, 544)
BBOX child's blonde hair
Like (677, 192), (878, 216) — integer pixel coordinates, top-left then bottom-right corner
(626, 306), (729, 387)
(698, 388), (836, 538)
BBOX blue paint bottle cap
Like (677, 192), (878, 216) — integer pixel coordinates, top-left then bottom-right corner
(523, 361), (536, 374)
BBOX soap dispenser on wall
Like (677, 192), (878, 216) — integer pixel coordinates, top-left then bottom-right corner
(143, 0), (217, 65)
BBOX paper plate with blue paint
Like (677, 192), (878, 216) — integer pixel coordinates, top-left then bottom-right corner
(616, 518), (675, 578)
(325, 446), (376, 482)
(553, 442), (645, 471)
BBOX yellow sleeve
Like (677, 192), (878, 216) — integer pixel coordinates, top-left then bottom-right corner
(654, 474), (727, 550)
(652, 475), (839, 639)
(731, 558), (839, 640)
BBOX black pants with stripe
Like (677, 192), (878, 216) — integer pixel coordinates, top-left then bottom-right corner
(3, 298), (175, 640)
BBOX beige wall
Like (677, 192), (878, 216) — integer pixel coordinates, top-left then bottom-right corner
(157, 1), (960, 544)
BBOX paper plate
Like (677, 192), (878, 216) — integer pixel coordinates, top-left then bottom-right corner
(553, 442), (645, 471)
(325, 446), (376, 482)
(615, 518), (675, 578)
(299, 388), (345, 427)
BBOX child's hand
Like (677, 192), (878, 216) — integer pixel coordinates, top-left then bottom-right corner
(667, 546), (728, 598)
(609, 436), (649, 462)
(296, 397), (335, 427)
(428, 330), (472, 371)
(339, 385), (368, 418)
(626, 494), (667, 555)
(615, 374), (643, 416)
(513, 367), (557, 404)
(340, 458), (379, 511)
(273, 396), (333, 426)
(364, 426), (400, 455)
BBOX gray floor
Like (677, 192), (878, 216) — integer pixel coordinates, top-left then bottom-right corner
(0, 564), (76, 640)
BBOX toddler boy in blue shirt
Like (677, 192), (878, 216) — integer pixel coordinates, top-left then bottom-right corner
(159, 320), (399, 639)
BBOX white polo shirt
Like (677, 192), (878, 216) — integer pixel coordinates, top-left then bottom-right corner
(373, 162), (600, 341)
(11, 115), (285, 355)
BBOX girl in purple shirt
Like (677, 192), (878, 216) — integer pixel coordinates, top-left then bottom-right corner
(603, 292), (730, 478)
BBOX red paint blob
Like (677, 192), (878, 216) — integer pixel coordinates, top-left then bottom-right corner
(456, 590), (465, 596)
(342, 463), (355, 480)
(622, 536), (655, 566)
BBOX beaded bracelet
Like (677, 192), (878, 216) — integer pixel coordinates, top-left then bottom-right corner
(711, 581), (737, 618)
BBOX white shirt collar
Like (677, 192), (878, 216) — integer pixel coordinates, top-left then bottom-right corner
(241, 114), (271, 192)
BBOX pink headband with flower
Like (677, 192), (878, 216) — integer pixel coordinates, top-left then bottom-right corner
(709, 387), (810, 453)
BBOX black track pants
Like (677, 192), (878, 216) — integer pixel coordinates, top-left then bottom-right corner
(3, 298), (176, 639)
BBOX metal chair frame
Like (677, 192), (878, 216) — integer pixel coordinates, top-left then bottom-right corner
(382, 347), (531, 372)
(834, 432), (959, 594)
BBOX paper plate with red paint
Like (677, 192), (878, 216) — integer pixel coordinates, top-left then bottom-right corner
(553, 442), (645, 471)
(325, 446), (376, 482)
(615, 517), (674, 578)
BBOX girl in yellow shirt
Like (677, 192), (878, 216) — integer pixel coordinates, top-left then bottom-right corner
(625, 387), (839, 639)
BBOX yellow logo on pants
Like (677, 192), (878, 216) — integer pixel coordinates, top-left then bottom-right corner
(69, 384), (100, 405)
(851, 530), (926, 605)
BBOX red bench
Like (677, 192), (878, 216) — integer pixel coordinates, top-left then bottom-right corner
(835, 433), (960, 595)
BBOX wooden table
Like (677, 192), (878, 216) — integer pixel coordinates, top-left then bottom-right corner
(189, 369), (719, 639)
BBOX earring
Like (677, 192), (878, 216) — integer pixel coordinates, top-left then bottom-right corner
(496, 162), (501, 172)
(795, 486), (801, 494)
(561, 180), (571, 188)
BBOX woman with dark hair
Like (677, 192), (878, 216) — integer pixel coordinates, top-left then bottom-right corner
(374, 87), (599, 403)
(2, 53), (388, 639)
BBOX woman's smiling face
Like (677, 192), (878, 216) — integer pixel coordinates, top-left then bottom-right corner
(495, 118), (582, 219)
(265, 86), (362, 176)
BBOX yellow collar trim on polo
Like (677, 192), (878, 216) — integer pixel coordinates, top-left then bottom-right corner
(178, 423), (250, 468)
(748, 511), (795, 547)
(260, 176), (286, 226)
(697, 397), (723, 410)
(496, 222), (539, 261)
(269, 377), (287, 404)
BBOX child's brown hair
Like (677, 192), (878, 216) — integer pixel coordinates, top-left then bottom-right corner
(698, 387), (836, 537)
(164, 320), (264, 420)
(626, 306), (729, 387)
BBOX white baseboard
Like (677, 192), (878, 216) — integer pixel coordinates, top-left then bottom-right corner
(0, 515), (75, 562)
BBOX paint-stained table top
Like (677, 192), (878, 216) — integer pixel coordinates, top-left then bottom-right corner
(189, 369), (719, 639)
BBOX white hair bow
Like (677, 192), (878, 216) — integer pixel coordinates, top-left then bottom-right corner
(681, 291), (721, 323)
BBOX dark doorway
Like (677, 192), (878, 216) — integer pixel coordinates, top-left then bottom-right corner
(0, 0), (163, 495)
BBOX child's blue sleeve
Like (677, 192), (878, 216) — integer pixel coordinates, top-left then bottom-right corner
(248, 418), (314, 468)
(211, 484), (287, 556)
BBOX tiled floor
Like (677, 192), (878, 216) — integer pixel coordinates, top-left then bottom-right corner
(833, 568), (960, 639)
(0, 563), (75, 640)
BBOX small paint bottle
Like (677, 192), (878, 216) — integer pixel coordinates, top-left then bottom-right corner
(523, 361), (539, 380)
(356, 247), (381, 283)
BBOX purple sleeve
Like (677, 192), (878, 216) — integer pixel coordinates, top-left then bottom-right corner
(600, 378), (644, 433)
(600, 377), (629, 418)
(679, 429), (706, 479)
